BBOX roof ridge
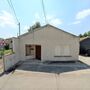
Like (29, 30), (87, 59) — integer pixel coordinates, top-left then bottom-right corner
(19, 24), (78, 38)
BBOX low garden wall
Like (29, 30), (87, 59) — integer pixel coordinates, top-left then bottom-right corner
(4, 54), (19, 71)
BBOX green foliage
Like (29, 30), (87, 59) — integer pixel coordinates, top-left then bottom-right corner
(0, 49), (12, 56)
(4, 49), (12, 55)
(4, 44), (9, 50)
(83, 32), (88, 37)
(79, 30), (90, 38)
(79, 34), (83, 38)
(0, 50), (3, 56)
(87, 31), (90, 36)
(28, 22), (41, 32)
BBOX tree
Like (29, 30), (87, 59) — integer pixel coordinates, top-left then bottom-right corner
(4, 44), (9, 50)
(34, 22), (41, 28)
(83, 32), (88, 37)
(87, 31), (90, 36)
(79, 30), (90, 38)
(28, 22), (41, 32)
(79, 34), (83, 38)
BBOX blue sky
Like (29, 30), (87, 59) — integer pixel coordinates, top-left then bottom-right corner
(0, 0), (90, 38)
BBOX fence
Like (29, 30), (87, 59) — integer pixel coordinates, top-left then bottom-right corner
(4, 54), (19, 71)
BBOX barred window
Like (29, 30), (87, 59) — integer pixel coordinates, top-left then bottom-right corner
(25, 45), (34, 56)
(55, 45), (70, 56)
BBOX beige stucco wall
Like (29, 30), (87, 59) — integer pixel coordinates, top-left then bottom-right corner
(13, 25), (79, 61)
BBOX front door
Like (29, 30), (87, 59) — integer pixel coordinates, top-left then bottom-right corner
(35, 45), (41, 60)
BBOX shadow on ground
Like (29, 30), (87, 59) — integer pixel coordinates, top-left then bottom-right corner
(15, 59), (90, 74)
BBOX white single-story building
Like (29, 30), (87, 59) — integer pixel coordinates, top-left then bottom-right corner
(12, 24), (79, 62)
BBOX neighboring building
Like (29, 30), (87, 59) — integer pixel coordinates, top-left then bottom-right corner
(12, 24), (79, 62)
(80, 36), (90, 56)
(5, 38), (13, 49)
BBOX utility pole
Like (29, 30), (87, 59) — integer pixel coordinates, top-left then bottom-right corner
(18, 22), (20, 36)
(18, 22), (21, 61)
(42, 0), (48, 24)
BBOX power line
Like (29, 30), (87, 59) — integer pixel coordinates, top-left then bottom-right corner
(41, 0), (48, 24)
(7, 0), (19, 23)
(6, 0), (21, 36)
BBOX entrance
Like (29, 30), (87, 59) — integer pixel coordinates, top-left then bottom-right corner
(35, 45), (41, 60)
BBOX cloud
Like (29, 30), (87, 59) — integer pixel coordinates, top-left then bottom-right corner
(50, 18), (62, 25)
(47, 15), (62, 26)
(0, 10), (17, 28)
(69, 9), (90, 25)
(71, 20), (81, 25)
(76, 9), (90, 20)
(23, 25), (29, 30)
(21, 25), (29, 34)
(32, 13), (41, 24)
(34, 13), (40, 20)
(33, 13), (63, 26)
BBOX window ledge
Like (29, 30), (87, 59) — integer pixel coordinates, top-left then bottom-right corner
(54, 56), (72, 57)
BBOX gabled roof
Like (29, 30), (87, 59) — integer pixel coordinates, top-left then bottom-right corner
(80, 36), (90, 41)
(46, 24), (78, 37)
(19, 24), (78, 38)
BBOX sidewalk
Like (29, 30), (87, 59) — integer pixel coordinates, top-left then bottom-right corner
(0, 69), (90, 90)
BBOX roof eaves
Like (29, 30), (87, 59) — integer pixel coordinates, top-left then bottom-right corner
(47, 24), (78, 37)
(19, 24), (78, 38)
(19, 25), (48, 38)
(80, 36), (90, 41)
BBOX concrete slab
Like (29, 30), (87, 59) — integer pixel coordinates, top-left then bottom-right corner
(0, 56), (90, 90)
(0, 69), (90, 90)
(16, 59), (90, 74)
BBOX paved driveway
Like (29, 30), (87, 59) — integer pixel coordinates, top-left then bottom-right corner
(0, 56), (90, 90)
(17, 59), (90, 74)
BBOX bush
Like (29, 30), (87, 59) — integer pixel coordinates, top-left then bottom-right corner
(4, 45), (9, 50)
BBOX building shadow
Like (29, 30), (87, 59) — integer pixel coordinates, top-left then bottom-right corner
(79, 54), (90, 57)
(15, 59), (90, 74)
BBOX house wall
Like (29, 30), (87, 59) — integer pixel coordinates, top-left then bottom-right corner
(12, 37), (20, 61)
(14, 25), (79, 61)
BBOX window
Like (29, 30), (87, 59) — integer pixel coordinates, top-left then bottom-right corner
(54, 45), (71, 57)
(25, 45), (34, 56)
(63, 46), (70, 56)
(55, 46), (61, 56)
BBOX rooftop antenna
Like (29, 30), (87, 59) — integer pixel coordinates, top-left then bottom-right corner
(42, 0), (48, 24)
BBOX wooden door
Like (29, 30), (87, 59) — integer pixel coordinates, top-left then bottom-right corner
(35, 45), (41, 60)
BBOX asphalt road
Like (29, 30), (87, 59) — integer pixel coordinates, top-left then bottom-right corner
(0, 56), (90, 90)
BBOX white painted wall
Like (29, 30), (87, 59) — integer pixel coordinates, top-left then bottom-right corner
(13, 25), (79, 61)
(12, 37), (20, 60)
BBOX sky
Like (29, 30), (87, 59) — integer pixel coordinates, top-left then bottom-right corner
(0, 0), (90, 38)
